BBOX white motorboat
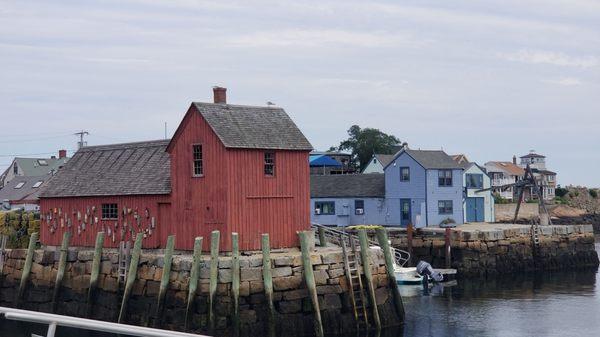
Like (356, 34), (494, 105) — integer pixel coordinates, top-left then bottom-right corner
(394, 266), (424, 284)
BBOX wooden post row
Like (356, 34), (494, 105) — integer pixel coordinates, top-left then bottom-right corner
(357, 229), (381, 330)
(298, 231), (324, 337)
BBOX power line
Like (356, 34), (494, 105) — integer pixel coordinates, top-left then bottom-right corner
(0, 133), (73, 144)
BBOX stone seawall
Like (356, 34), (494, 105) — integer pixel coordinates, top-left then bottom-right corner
(386, 224), (599, 277)
(0, 246), (401, 336)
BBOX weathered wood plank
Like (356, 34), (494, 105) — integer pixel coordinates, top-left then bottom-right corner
(262, 233), (276, 336)
(185, 236), (203, 330)
(358, 229), (381, 330)
(231, 233), (240, 336)
(86, 231), (105, 317)
(209, 230), (220, 331)
(375, 228), (405, 322)
(154, 235), (175, 327)
(52, 231), (70, 313)
(298, 231), (324, 337)
(15, 232), (38, 307)
(118, 233), (143, 323)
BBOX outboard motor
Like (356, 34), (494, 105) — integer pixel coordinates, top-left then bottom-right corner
(416, 261), (444, 282)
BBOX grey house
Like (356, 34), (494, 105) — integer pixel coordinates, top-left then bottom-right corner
(310, 174), (387, 227)
(384, 149), (464, 228)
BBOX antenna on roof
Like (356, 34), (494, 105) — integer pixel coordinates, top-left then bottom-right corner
(74, 130), (89, 149)
(266, 101), (276, 106)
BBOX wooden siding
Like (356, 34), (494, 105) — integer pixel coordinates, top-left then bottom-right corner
(40, 195), (169, 249)
(227, 149), (310, 251)
(169, 105), (229, 251)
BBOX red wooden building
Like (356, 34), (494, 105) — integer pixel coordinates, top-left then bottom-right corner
(40, 88), (313, 251)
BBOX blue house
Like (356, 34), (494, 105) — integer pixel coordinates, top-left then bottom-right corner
(384, 149), (464, 228)
(310, 174), (387, 227)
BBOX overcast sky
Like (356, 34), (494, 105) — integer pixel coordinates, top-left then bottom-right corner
(1, 0), (599, 186)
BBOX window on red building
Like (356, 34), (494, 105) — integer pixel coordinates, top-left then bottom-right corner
(264, 152), (275, 176)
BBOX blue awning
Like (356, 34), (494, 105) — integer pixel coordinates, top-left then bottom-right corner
(309, 155), (342, 167)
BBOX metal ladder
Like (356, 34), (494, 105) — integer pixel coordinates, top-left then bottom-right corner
(0, 235), (7, 274)
(531, 219), (541, 249)
(118, 241), (131, 286)
(341, 236), (369, 329)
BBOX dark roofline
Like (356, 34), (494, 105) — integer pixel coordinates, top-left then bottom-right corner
(79, 139), (170, 152)
(382, 149), (463, 171)
(520, 153), (545, 158)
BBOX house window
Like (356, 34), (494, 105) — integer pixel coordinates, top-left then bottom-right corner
(32, 181), (43, 188)
(466, 174), (483, 189)
(192, 144), (203, 176)
(401, 201), (410, 220)
(355, 200), (365, 215)
(102, 203), (118, 220)
(13, 164), (18, 175)
(438, 200), (453, 214)
(438, 170), (453, 186)
(264, 152), (275, 176)
(315, 201), (335, 215)
(14, 182), (25, 189)
(400, 167), (410, 181)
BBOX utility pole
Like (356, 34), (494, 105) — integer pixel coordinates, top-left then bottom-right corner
(74, 130), (89, 149)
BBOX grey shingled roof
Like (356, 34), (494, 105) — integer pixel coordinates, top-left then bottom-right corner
(41, 140), (171, 198)
(0, 174), (52, 202)
(194, 103), (313, 150)
(311, 174), (385, 198)
(374, 154), (395, 168)
(403, 149), (462, 169)
(13, 157), (69, 177)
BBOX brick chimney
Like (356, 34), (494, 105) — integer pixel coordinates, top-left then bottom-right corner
(59, 149), (67, 159)
(512, 155), (517, 165)
(213, 86), (227, 104)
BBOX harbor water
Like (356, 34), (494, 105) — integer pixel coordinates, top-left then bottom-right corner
(1, 241), (599, 337)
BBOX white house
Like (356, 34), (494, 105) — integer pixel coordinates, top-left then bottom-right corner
(362, 154), (395, 174)
(484, 161), (524, 201)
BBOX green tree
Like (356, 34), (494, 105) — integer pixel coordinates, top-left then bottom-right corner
(333, 125), (401, 171)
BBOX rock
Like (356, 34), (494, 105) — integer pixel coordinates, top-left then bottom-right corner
(273, 275), (302, 291)
(321, 252), (343, 264)
(239, 281), (250, 296)
(319, 294), (342, 310)
(218, 268), (232, 283)
(282, 289), (308, 301)
(272, 267), (292, 278)
(313, 269), (328, 285)
(146, 280), (160, 296)
(250, 280), (264, 293)
(241, 267), (262, 281)
(327, 268), (344, 278)
(273, 256), (294, 266)
(316, 285), (342, 295)
(278, 299), (302, 313)
(78, 251), (94, 262)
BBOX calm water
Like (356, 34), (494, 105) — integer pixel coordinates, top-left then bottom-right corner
(2, 242), (599, 337)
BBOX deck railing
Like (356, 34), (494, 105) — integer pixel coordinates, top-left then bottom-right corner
(310, 223), (410, 267)
(0, 306), (206, 337)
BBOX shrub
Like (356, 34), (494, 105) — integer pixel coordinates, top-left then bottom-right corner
(555, 187), (568, 198)
(589, 189), (598, 199)
(493, 193), (511, 204)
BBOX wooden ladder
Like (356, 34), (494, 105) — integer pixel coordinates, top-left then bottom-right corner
(118, 241), (131, 286)
(531, 220), (541, 248)
(341, 236), (369, 329)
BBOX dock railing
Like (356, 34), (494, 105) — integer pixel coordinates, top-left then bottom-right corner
(0, 306), (207, 337)
(310, 223), (411, 267)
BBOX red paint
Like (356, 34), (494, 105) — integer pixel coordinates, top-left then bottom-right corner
(40, 195), (169, 249)
(41, 104), (311, 251)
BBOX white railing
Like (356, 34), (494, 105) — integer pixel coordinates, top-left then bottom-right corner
(0, 307), (207, 337)
(491, 178), (513, 187)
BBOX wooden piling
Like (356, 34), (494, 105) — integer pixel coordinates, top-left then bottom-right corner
(318, 227), (327, 247)
(185, 236), (203, 330)
(445, 228), (451, 269)
(52, 231), (70, 313)
(154, 235), (175, 327)
(262, 234), (276, 336)
(298, 231), (324, 337)
(231, 233), (240, 336)
(209, 230), (220, 331)
(118, 232), (143, 323)
(357, 229), (381, 330)
(15, 232), (38, 307)
(375, 228), (405, 322)
(407, 223), (413, 266)
(86, 231), (105, 317)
